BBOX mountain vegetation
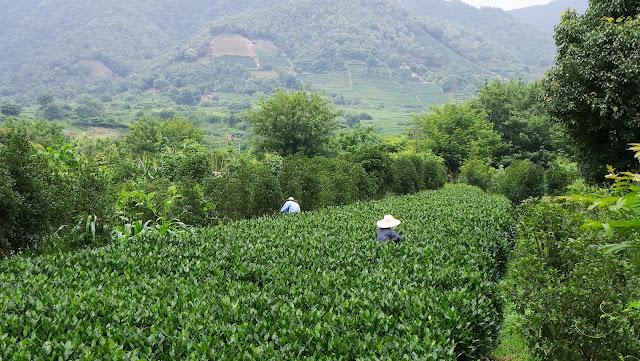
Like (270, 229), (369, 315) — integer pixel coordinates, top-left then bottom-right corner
(1, 0), (640, 360)
(1, 0), (555, 104)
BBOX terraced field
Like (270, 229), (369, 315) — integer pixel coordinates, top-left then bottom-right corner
(0, 185), (512, 359)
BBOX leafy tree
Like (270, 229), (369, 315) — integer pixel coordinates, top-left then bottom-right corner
(248, 90), (339, 156)
(0, 130), (56, 253)
(123, 117), (205, 154)
(414, 103), (501, 173)
(544, 1), (640, 181)
(42, 103), (65, 120)
(74, 100), (104, 120)
(0, 101), (21, 117)
(473, 80), (571, 167)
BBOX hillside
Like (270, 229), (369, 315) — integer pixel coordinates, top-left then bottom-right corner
(0, 0), (555, 111)
(509, 0), (589, 33)
(0, 0), (274, 96)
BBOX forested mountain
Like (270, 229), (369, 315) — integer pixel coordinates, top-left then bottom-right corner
(509, 0), (588, 33)
(0, 0), (555, 103)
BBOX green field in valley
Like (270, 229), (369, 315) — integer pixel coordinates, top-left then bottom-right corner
(0, 185), (512, 359)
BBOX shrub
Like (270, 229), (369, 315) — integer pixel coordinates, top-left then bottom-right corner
(391, 153), (446, 195)
(545, 158), (579, 195)
(0, 130), (56, 254)
(459, 159), (494, 191)
(159, 140), (211, 181)
(505, 201), (640, 360)
(497, 160), (546, 203)
(391, 155), (419, 195)
(279, 156), (369, 210)
(409, 153), (444, 191)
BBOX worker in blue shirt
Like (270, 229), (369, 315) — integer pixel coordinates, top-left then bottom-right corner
(280, 197), (301, 215)
(376, 214), (403, 243)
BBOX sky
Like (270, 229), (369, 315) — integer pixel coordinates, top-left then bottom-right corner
(460, 0), (553, 10)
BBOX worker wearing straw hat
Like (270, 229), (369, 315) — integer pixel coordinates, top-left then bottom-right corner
(376, 215), (403, 243)
(280, 197), (301, 215)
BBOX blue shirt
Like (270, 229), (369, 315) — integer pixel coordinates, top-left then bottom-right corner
(376, 228), (402, 243)
(280, 201), (301, 214)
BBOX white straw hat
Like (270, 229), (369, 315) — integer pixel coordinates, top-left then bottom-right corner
(287, 197), (295, 201)
(377, 215), (401, 229)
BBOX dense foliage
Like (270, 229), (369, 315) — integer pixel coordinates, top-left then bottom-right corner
(247, 90), (339, 156)
(472, 80), (571, 167)
(0, 0), (554, 99)
(544, 0), (640, 181)
(505, 200), (640, 360)
(414, 103), (501, 173)
(0, 112), (448, 255)
(0, 185), (513, 359)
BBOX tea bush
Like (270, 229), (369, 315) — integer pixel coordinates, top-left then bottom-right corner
(0, 185), (512, 359)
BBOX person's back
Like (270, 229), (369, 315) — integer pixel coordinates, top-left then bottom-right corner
(280, 197), (301, 214)
(376, 227), (401, 243)
(376, 215), (402, 243)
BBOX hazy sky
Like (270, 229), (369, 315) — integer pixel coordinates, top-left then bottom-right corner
(460, 0), (553, 10)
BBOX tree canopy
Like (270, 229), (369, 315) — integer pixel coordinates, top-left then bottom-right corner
(413, 103), (501, 173)
(247, 90), (339, 156)
(544, 0), (640, 181)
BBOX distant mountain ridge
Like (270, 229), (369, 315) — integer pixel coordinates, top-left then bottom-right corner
(0, 0), (558, 102)
(509, 0), (589, 33)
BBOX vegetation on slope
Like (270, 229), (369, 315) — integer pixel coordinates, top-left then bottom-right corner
(0, 185), (512, 359)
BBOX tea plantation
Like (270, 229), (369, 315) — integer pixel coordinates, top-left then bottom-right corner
(0, 185), (512, 360)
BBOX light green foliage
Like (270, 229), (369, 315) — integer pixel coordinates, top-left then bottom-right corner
(248, 90), (339, 156)
(0, 185), (513, 359)
(123, 117), (205, 153)
(544, 0), (640, 181)
(497, 160), (546, 203)
(558, 145), (640, 246)
(159, 140), (211, 181)
(505, 200), (640, 360)
(2, 119), (67, 148)
(414, 103), (501, 173)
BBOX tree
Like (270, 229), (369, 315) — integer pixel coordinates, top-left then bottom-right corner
(74, 101), (104, 120)
(0, 102), (21, 117)
(0, 130), (55, 253)
(247, 90), (339, 156)
(123, 117), (204, 154)
(413, 103), (501, 174)
(544, 1), (640, 181)
(42, 103), (65, 120)
(36, 94), (54, 107)
(473, 80), (571, 167)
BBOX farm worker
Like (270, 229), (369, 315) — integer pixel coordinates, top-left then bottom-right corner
(280, 197), (301, 215)
(376, 215), (403, 243)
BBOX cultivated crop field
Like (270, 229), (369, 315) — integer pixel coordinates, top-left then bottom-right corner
(0, 185), (512, 360)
